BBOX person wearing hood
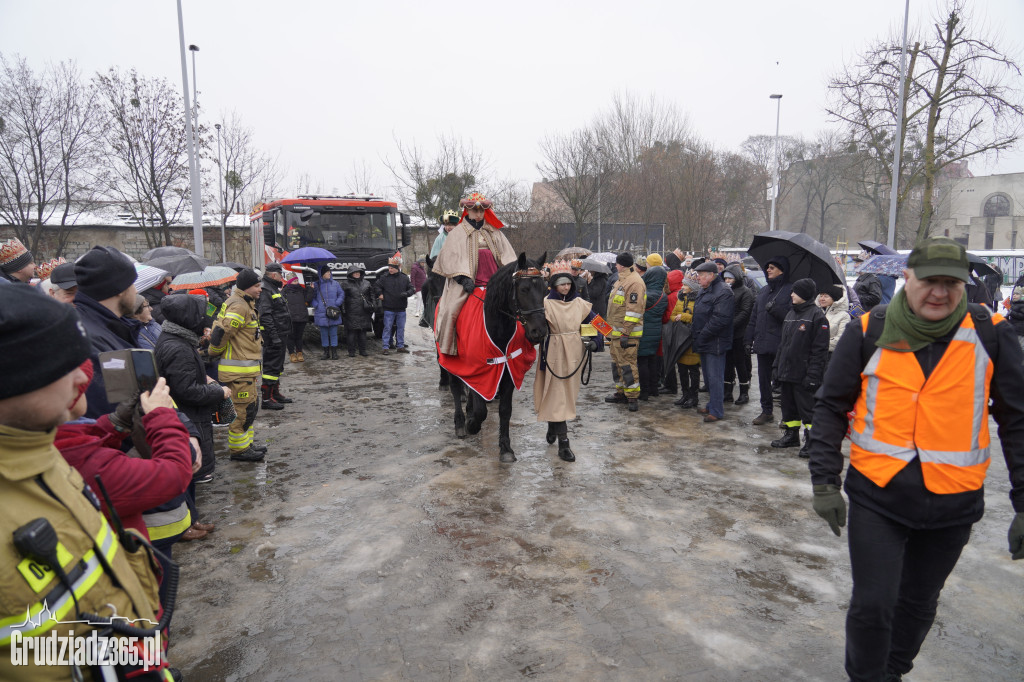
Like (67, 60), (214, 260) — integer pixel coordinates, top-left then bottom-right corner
(723, 264), (754, 405)
(432, 193), (517, 356)
(660, 269), (686, 394)
(771, 278), (829, 455)
(341, 265), (374, 357)
(637, 263), (668, 400)
(282, 271), (314, 362)
(745, 255), (793, 426)
(310, 264), (344, 359)
(818, 283), (850, 361)
(534, 266), (596, 463)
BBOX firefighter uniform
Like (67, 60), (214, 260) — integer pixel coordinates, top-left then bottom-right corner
(0, 426), (172, 681)
(606, 266), (646, 401)
(256, 273), (291, 407)
(210, 286), (263, 458)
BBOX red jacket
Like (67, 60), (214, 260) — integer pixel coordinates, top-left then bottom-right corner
(54, 408), (193, 539)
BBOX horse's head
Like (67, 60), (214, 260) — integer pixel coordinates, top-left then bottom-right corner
(513, 251), (549, 344)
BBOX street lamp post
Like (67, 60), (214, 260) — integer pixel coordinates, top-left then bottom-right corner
(176, 1), (203, 254)
(769, 94), (783, 231)
(596, 146), (603, 252)
(215, 123), (226, 261)
(886, 0), (911, 250)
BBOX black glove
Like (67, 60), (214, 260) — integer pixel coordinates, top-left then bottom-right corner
(619, 338), (632, 349)
(812, 484), (847, 537)
(1009, 512), (1024, 560)
(802, 377), (819, 391)
(455, 275), (475, 294)
(583, 338), (598, 352)
(109, 394), (140, 432)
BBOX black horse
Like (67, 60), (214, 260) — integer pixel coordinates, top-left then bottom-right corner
(446, 252), (549, 463)
(424, 254), (452, 389)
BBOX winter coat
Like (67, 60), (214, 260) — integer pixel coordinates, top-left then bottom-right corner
(74, 290), (142, 419)
(136, 319), (162, 350)
(534, 285), (594, 423)
(573, 274), (590, 302)
(773, 299), (829, 386)
(377, 270), (415, 311)
(282, 280), (313, 323)
(341, 267), (374, 331)
(668, 291), (700, 365)
(638, 266), (668, 357)
(154, 294), (225, 427)
(692, 277), (735, 355)
(745, 273), (793, 355)
(822, 293), (851, 353)
(853, 272), (882, 311)
(725, 264), (754, 341)
(967, 275), (994, 308)
(410, 262), (427, 293)
(257, 275), (292, 346)
(878, 274), (897, 304)
(311, 275), (345, 327)
(589, 272), (610, 318)
(54, 407), (193, 539)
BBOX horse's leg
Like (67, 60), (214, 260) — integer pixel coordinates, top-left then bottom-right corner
(451, 378), (467, 439)
(466, 389), (485, 435)
(497, 375), (516, 463)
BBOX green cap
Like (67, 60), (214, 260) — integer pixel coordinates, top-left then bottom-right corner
(907, 237), (970, 283)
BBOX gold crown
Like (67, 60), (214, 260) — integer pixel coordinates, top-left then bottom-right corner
(0, 237), (29, 265)
(570, 259), (583, 269)
(548, 260), (573, 277)
(34, 256), (66, 280)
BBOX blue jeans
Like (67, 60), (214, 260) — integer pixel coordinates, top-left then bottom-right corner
(700, 352), (727, 418)
(319, 325), (338, 347)
(382, 310), (406, 349)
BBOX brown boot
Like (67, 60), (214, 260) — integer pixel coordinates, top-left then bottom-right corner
(296, 351), (305, 362)
(752, 411), (774, 426)
(288, 352), (297, 363)
(180, 527), (208, 541)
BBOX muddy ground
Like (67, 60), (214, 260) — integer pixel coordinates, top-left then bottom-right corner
(169, 320), (1023, 681)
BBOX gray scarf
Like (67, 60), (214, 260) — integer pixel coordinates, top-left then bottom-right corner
(161, 319), (200, 347)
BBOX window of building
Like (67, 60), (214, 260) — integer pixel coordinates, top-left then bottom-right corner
(984, 194), (1012, 249)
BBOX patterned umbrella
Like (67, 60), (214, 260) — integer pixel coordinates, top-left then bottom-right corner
(555, 246), (593, 259)
(589, 251), (618, 264)
(134, 263), (170, 292)
(857, 254), (906, 277)
(169, 266), (239, 291)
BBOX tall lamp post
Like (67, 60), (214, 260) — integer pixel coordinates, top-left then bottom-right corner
(596, 146), (603, 252)
(886, 0), (911, 249)
(769, 94), (783, 231)
(176, 1), (203, 254)
(215, 123), (226, 261)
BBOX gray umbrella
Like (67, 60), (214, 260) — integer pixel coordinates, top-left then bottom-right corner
(748, 231), (845, 291)
(145, 253), (210, 276)
(143, 245), (196, 261)
(579, 257), (611, 274)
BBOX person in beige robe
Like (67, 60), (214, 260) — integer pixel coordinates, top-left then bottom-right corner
(534, 270), (594, 462)
(433, 193), (517, 356)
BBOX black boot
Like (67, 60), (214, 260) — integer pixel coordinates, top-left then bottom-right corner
(330, 346), (338, 359)
(546, 422), (557, 444)
(321, 346), (330, 360)
(627, 398), (639, 412)
(251, 442), (268, 454)
(735, 383), (750, 405)
(557, 436), (576, 462)
(771, 427), (801, 448)
(605, 392), (627, 404)
(273, 384), (293, 404)
(260, 385), (283, 411)
(723, 382), (734, 403)
(798, 429), (811, 458)
(229, 446), (264, 462)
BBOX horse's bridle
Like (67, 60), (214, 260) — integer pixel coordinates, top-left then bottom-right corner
(507, 267), (547, 324)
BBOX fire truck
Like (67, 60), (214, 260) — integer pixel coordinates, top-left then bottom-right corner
(250, 194), (412, 336)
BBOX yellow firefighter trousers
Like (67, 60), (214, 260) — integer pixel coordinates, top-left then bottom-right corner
(609, 340), (640, 397)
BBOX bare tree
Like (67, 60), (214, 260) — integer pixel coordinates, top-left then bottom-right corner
(213, 111), (282, 224)
(385, 133), (484, 225)
(827, 0), (1024, 242)
(535, 128), (602, 242)
(740, 134), (809, 230)
(95, 68), (192, 247)
(345, 159), (379, 195)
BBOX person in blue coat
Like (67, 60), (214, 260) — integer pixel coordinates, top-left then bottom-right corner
(691, 262), (734, 422)
(310, 265), (345, 360)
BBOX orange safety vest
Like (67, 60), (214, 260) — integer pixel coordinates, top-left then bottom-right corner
(849, 311), (1002, 494)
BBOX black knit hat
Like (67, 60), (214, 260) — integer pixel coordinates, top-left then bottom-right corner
(0, 285), (91, 400)
(792, 278), (817, 302)
(616, 252), (634, 268)
(236, 268), (260, 291)
(823, 283), (845, 301)
(74, 246), (137, 300)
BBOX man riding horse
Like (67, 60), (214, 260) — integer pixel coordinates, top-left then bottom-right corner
(433, 192), (517, 356)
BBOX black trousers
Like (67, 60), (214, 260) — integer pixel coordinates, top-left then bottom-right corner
(779, 381), (815, 429)
(678, 363), (700, 395)
(724, 342), (752, 385)
(262, 342), (286, 386)
(845, 502), (972, 681)
(345, 326), (367, 354)
(756, 352), (776, 413)
(286, 321), (306, 353)
(638, 355), (660, 396)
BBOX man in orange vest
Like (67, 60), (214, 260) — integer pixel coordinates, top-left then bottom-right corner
(806, 237), (1024, 682)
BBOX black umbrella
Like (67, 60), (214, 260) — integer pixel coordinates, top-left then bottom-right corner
(215, 261), (248, 272)
(748, 231), (845, 291)
(858, 240), (898, 256)
(966, 252), (997, 277)
(145, 253), (210, 276)
(143, 245), (195, 261)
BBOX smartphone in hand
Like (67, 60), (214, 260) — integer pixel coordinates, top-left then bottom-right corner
(98, 349), (161, 404)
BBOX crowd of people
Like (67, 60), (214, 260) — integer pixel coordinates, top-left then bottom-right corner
(4, 210), (1024, 681)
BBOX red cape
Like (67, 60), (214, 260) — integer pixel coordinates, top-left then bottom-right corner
(436, 288), (536, 400)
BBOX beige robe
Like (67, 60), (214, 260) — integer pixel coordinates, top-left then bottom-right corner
(433, 222), (517, 355)
(534, 297), (593, 422)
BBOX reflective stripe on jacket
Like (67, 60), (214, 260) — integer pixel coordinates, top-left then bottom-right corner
(849, 312), (999, 494)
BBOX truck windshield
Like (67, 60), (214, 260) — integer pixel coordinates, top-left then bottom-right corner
(287, 210), (394, 250)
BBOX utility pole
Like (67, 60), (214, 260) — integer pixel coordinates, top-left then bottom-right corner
(769, 94), (783, 231)
(887, 0), (911, 249)
(176, 0), (203, 254)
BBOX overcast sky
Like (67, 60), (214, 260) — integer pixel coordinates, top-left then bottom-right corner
(2, 0), (1023, 201)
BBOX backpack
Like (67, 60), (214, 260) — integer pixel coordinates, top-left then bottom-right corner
(860, 303), (1000, 369)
